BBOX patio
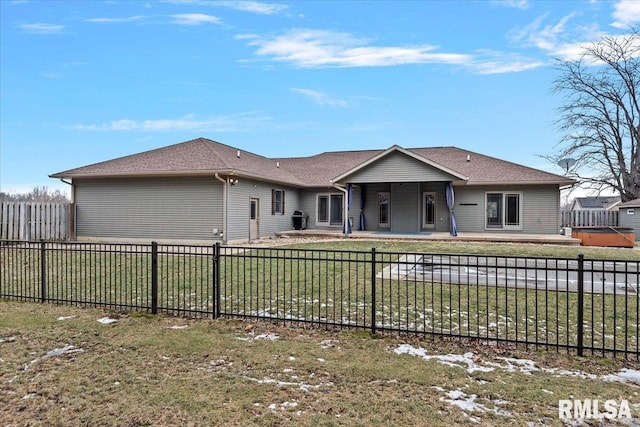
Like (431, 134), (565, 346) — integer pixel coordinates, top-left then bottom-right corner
(276, 229), (583, 246)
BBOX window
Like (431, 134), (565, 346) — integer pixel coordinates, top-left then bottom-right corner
(317, 193), (343, 226)
(486, 192), (522, 229)
(272, 189), (285, 215)
(378, 192), (390, 227)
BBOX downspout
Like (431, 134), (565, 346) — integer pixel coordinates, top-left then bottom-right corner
(59, 178), (75, 240)
(331, 183), (349, 237)
(214, 173), (228, 244)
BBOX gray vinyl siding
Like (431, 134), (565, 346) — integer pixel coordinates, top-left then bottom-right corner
(75, 177), (222, 241)
(226, 178), (300, 241)
(298, 188), (357, 230)
(343, 151), (457, 183)
(453, 185), (561, 234)
(391, 183), (420, 232)
(619, 206), (640, 240)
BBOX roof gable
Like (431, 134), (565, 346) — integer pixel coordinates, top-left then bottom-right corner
(573, 196), (621, 210)
(332, 145), (468, 183)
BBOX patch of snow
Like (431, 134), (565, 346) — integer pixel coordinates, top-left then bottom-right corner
(97, 317), (117, 324)
(245, 375), (333, 392)
(0, 336), (16, 344)
(254, 333), (279, 341)
(394, 344), (640, 387)
(236, 332), (278, 341)
(440, 389), (511, 416)
(56, 315), (76, 321)
(602, 368), (640, 386)
(167, 325), (188, 330)
(268, 400), (298, 412)
(320, 339), (337, 348)
(317, 358), (325, 363)
(22, 393), (37, 400)
(24, 344), (84, 371)
(394, 345), (493, 374)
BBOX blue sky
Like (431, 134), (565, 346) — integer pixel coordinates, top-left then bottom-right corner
(1, 0), (639, 196)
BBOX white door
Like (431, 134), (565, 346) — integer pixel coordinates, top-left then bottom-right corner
(250, 198), (259, 240)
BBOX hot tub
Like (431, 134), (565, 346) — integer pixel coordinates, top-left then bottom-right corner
(571, 227), (636, 248)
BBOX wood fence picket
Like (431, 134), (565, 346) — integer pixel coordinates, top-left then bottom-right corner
(0, 201), (69, 241)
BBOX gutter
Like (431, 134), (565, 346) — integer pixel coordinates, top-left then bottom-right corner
(214, 173), (228, 244)
(331, 183), (350, 237)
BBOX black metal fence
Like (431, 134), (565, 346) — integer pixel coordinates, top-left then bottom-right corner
(1, 240), (638, 358)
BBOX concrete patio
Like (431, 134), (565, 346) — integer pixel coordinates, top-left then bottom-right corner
(276, 229), (583, 246)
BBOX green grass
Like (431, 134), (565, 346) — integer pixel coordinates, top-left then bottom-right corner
(1, 240), (638, 355)
(1, 301), (639, 426)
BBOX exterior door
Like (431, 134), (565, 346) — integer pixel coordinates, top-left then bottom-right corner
(250, 198), (259, 240)
(423, 192), (436, 229)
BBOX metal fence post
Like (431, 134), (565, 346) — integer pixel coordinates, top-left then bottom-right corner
(577, 253), (584, 357)
(371, 247), (376, 335)
(214, 242), (221, 319)
(151, 241), (158, 314)
(40, 240), (47, 303)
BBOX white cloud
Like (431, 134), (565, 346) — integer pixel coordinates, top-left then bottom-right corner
(473, 58), (544, 74)
(508, 12), (577, 52)
(84, 14), (222, 26)
(291, 88), (349, 108)
(85, 16), (146, 23)
(491, 0), (529, 9)
(162, 0), (287, 15)
(612, 0), (640, 28)
(241, 29), (471, 68)
(20, 23), (64, 34)
(70, 113), (271, 132)
(217, 1), (288, 15)
(169, 13), (222, 25)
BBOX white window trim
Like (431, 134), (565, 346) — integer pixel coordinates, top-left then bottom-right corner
(316, 193), (344, 227)
(484, 191), (523, 231)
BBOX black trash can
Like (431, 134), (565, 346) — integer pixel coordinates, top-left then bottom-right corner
(292, 210), (308, 230)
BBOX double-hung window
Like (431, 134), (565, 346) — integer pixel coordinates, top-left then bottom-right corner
(486, 192), (522, 230)
(272, 189), (285, 215)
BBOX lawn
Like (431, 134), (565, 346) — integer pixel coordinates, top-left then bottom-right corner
(1, 301), (639, 426)
(1, 239), (638, 356)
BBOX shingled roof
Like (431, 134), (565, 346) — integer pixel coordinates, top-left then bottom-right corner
(50, 138), (306, 186)
(51, 137), (574, 187)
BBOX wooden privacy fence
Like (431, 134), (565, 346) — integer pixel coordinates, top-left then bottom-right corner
(0, 202), (72, 241)
(561, 209), (619, 228)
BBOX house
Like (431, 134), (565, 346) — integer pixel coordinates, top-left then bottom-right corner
(50, 137), (575, 244)
(570, 196), (621, 211)
(618, 198), (640, 241)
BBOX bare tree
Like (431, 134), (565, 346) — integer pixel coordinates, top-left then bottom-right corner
(0, 186), (70, 203)
(548, 28), (640, 201)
